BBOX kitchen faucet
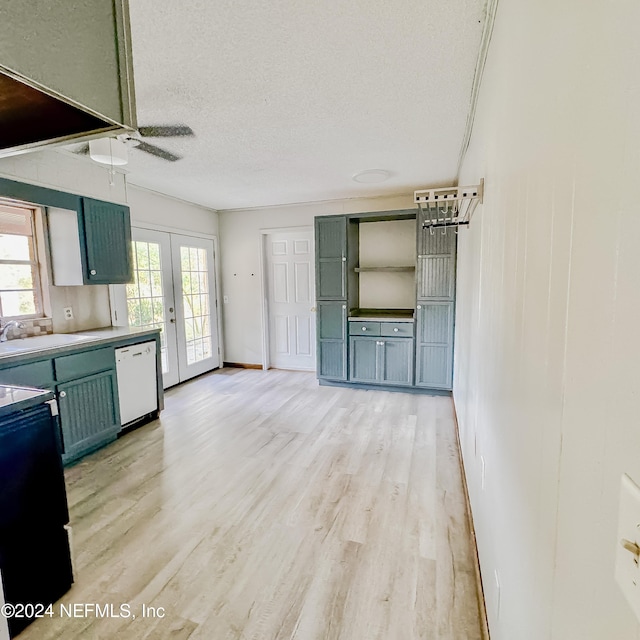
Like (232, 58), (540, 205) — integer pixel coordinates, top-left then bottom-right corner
(0, 320), (26, 342)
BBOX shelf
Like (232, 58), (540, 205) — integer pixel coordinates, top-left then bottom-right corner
(354, 266), (415, 273)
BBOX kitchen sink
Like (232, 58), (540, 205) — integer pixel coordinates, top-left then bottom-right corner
(0, 334), (94, 355)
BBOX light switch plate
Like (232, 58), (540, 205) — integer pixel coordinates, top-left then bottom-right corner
(615, 474), (640, 621)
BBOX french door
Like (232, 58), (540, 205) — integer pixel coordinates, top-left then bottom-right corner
(126, 228), (220, 387)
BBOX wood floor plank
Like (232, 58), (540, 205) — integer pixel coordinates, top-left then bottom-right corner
(18, 369), (483, 640)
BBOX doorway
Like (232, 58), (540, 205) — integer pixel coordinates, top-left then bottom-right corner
(262, 228), (316, 371)
(123, 228), (220, 387)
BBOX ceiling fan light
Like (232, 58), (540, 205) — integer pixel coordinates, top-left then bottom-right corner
(352, 169), (391, 184)
(89, 138), (128, 166)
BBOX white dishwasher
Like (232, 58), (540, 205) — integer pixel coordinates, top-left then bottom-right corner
(115, 341), (158, 426)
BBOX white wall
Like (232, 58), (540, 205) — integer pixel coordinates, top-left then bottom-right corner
(454, 0), (640, 639)
(0, 149), (218, 332)
(218, 194), (414, 364)
(127, 185), (218, 236)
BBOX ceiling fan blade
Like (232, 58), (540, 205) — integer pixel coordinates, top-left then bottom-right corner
(134, 141), (182, 162)
(138, 125), (194, 138)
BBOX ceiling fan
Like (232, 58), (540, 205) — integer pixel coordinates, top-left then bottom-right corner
(74, 124), (194, 163)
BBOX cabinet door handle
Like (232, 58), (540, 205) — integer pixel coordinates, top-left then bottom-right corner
(393, 327), (399, 332)
(90, 269), (97, 276)
(341, 256), (346, 262)
(59, 391), (67, 398)
(417, 305), (422, 310)
(361, 327), (367, 331)
(342, 305), (346, 310)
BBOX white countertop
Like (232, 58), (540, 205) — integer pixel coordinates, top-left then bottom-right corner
(0, 326), (160, 361)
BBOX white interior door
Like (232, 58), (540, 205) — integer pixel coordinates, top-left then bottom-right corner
(125, 229), (220, 387)
(265, 229), (316, 371)
(171, 234), (220, 380)
(128, 229), (180, 387)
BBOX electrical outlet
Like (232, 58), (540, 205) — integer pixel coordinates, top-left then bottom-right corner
(481, 455), (486, 491)
(63, 307), (74, 320)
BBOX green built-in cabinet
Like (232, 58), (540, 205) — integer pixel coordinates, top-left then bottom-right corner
(81, 197), (133, 284)
(0, 332), (162, 464)
(315, 217), (359, 381)
(315, 210), (457, 392)
(0, 177), (133, 286)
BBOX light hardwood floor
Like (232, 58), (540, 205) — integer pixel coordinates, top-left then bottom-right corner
(20, 368), (484, 640)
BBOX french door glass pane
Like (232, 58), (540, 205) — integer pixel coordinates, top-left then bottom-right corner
(126, 241), (169, 373)
(180, 246), (212, 365)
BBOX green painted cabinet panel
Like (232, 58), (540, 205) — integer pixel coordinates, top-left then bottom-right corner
(315, 217), (346, 300)
(349, 337), (378, 383)
(82, 198), (133, 284)
(417, 231), (457, 300)
(350, 336), (413, 386)
(54, 347), (115, 382)
(317, 301), (347, 380)
(415, 303), (453, 389)
(0, 360), (54, 388)
(316, 217), (347, 259)
(57, 369), (120, 463)
(318, 341), (347, 380)
(380, 339), (414, 386)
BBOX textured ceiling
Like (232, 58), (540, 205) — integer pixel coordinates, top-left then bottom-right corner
(118, 0), (485, 210)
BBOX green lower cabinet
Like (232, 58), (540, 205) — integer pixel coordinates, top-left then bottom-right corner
(317, 301), (347, 381)
(415, 302), (454, 389)
(349, 337), (414, 386)
(349, 336), (378, 383)
(379, 339), (414, 386)
(57, 369), (121, 463)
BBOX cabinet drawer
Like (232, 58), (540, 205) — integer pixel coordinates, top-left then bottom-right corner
(54, 347), (115, 382)
(0, 360), (54, 388)
(380, 322), (414, 338)
(348, 321), (380, 336)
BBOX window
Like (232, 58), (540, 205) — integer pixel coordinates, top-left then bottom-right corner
(0, 204), (43, 318)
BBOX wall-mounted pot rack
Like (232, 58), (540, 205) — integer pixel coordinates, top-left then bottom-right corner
(414, 178), (484, 231)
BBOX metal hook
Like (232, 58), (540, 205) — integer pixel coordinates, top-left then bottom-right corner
(441, 226), (447, 236)
(454, 225), (459, 235)
(429, 226), (435, 236)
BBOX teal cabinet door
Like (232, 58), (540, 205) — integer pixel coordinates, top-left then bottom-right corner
(380, 338), (414, 386)
(349, 336), (378, 383)
(350, 337), (414, 386)
(57, 369), (120, 463)
(81, 197), (133, 284)
(315, 217), (346, 299)
(415, 302), (454, 389)
(417, 230), (457, 299)
(317, 301), (347, 380)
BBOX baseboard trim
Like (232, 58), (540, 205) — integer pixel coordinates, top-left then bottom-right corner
(451, 398), (491, 640)
(223, 361), (263, 370)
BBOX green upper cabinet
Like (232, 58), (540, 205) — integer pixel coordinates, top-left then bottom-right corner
(417, 230), (457, 300)
(49, 198), (133, 285)
(82, 198), (133, 284)
(315, 217), (347, 299)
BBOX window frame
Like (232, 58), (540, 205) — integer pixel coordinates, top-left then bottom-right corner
(0, 203), (45, 320)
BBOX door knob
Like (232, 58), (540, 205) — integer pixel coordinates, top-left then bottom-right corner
(90, 269), (97, 275)
(170, 318), (176, 323)
(59, 391), (66, 398)
(169, 307), (174, 313)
